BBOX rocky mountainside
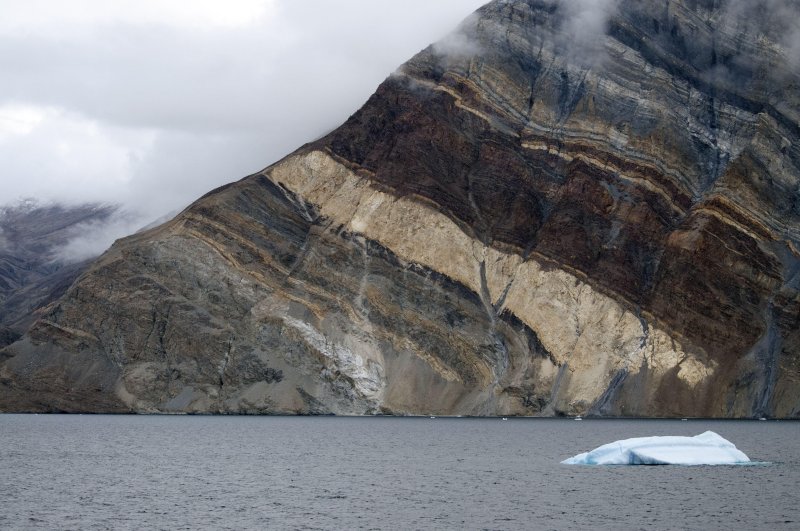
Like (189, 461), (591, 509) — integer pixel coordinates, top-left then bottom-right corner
(2, 0), (799, 417)
(0, 202), (116, 348)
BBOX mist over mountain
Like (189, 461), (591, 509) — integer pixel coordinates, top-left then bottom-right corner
(1, 0), (798, 418)
(0, 201), (122, 347)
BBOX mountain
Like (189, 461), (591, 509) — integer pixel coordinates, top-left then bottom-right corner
(2, 0), (798, 417)
(0, 202), (117, 348)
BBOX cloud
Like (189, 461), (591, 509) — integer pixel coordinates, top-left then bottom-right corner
(50, 211), (144, 263)
(723, 0), (800, 73)
(432, 13), (483, 60)
(672, 0), (800, 88)
(556, 0), (620, 66)
(0, 104), (155, 204)
(0, 0), (274, 34)
(0, 0), (487, 228)
(0, 104), (47, 138)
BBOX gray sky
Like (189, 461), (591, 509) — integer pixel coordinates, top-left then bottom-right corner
(0, 0), (487, 231)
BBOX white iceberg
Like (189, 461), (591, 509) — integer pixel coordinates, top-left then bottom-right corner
(561, 431), (751, 465)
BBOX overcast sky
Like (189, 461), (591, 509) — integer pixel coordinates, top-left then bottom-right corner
(0, 0), (487, 229)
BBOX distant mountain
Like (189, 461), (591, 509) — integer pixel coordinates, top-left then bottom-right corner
(2, 0), (799, 417)
(0, 202), (117, 347)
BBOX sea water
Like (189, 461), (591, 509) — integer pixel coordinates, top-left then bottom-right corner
(0, 415), (797, 530)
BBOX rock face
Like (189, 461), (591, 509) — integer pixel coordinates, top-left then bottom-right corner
(2, 0), (799, 417)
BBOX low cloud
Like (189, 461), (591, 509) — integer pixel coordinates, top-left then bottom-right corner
(556, 0), (620, 66)
(432, 13), (483, 60)
(747, 0), (800, 73)
(51, 211), (144, 263)
(687, 0), (800, 88)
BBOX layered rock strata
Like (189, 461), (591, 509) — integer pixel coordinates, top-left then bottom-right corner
(2, 0), (799, 416)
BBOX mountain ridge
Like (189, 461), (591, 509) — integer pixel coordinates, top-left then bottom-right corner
(0, 201), (118, 348)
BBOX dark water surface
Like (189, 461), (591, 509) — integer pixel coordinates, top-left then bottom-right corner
(1, 415), (797, 530)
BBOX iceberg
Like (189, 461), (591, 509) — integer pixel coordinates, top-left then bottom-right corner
(561, 431), (751, 465)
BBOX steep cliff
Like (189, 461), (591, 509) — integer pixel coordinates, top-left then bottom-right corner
(2, 0), (799, 417)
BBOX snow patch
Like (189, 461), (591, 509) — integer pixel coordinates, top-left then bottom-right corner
(283, 317), (385, 399)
